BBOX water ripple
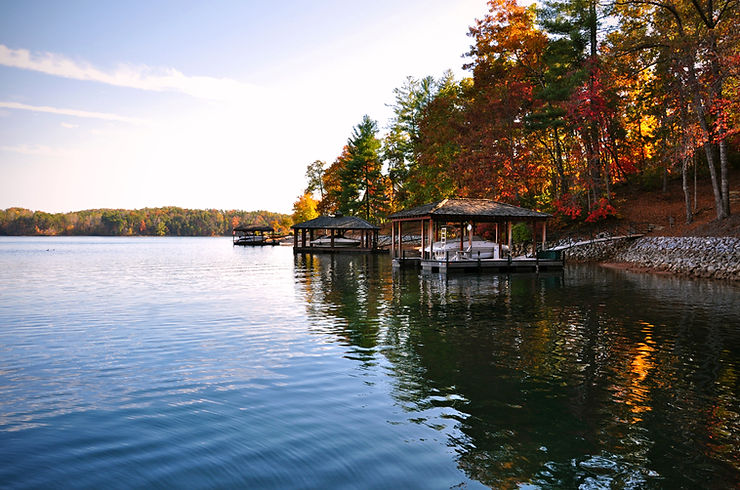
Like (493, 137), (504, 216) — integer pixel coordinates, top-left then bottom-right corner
(1, 238), (738, 488)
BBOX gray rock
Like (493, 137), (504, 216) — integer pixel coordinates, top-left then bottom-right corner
(563, 236), (740, 281)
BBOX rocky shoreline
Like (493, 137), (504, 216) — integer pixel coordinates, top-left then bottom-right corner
(562, 236), (740, 281)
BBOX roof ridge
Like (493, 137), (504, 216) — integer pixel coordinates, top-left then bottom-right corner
(431, 198), (448, 213)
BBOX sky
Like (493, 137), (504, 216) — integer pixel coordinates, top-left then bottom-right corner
(0, 0), (489, 214)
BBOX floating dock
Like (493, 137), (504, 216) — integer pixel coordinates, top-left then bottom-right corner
(388, 198), (563, 274)
(233, 225), (279, 246)
(291, 213), (381, 254)
(393, 252), (564, 274)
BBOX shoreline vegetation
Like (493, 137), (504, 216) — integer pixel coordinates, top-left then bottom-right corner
(0, 207), (292, 237)
(290, 0), (738, 234)
(3, 208), (738, 282)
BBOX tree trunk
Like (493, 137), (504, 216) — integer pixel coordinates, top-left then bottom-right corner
(677, 81), (693, 225)
(719, 130), (730, 216)
(604, 153), (611, 201)
(694, 154), (698, 212)
(588, 0), (601, 203)
(554, 126), (567, 196)
(662, 166), (668, 194)
(364, 165), (370, 221)
(682, 154), (692, 224)
(685, 60), (727, 219)
(708, 30), (731, 217)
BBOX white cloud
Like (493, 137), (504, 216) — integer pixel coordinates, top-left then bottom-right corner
(0, 101), (147, 125)
(0, 143), (72, 157)
(60, 122), (79, 129)
(0, 44), (261, 103)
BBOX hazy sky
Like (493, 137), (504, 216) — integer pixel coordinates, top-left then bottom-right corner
(0, 0), (488, 213)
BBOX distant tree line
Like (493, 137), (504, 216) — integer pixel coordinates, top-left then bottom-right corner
(0, 207), (293, 237)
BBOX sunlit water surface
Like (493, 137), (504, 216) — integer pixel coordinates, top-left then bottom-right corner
(0, 237), (738, 488)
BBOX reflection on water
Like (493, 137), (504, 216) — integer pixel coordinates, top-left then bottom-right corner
(0, 238), (738, 488)
(296, 253), (390, 359)
(297, 255), (740, 488)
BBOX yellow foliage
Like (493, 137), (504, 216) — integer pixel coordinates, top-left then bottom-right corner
(292, 193), (319, 225)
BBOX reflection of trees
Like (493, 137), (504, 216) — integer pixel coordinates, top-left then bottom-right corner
(294, 253), (392, 362)
(294, 255), (740, 488)
(383, 266), (740, 488)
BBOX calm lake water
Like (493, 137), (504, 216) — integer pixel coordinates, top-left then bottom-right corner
(0, 237), (738, 489)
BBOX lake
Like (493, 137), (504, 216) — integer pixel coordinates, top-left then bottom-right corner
(0, 237), (738, 488)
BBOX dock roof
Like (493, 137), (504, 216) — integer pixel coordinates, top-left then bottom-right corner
(388, 198), (551, 221)
(291, 214), (379, 230)
(234, 225), (273, 232)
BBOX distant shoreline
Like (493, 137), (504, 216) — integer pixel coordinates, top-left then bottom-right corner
(0, 207), (292, 237)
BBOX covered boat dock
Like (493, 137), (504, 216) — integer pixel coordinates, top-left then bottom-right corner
(388, 198), (563, 273)
(233, 225), (278, 246)
(292, 213), (381, 254)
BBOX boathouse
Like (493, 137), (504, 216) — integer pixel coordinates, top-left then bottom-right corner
(233, 225), (277, 246)
(292, 213), (380, 253)
(388, 198), (562, 273)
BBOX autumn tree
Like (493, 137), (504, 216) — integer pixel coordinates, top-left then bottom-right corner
(461, 0), (551, 206)
(317, 147), (350, 216)
(613, 0), (739, 219)
(539, 0), (621, 213)
(292, 193), (319, 224)
(297, 0), (737, 226)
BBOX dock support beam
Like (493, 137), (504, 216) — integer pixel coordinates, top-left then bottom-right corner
(542, 221), (547, 250)
(507, 221), (513, 257)
(398, 221), (402, 259)
(390, 221), (395, 258)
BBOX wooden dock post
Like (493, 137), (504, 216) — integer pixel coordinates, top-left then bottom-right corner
(542, 221), (547, 250)
(507, 222), (513, 257)
(390, 221), (395, 258)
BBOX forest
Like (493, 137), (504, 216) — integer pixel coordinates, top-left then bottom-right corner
(293, 0), (739, 229)
(0, 207), (292, 237)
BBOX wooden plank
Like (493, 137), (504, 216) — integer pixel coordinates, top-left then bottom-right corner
(292, 246), (387, 254)
(418, 257), (563, 273)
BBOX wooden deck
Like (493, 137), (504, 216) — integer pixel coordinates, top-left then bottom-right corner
(293, 246), (386, 254)
(393, 256), (564, 273)
(234, 239), (280, 246)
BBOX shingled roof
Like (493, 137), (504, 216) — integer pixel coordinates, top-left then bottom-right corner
(291, 214), (379, 230)
(388, 198), (551, 220)
(233, 225), (274, 232)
